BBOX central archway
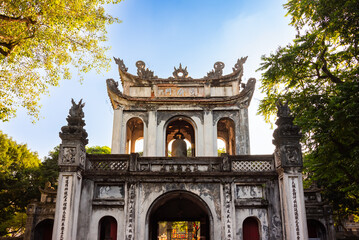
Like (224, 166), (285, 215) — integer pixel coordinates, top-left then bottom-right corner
(165, 116), (196, 157)
(147, 191), (212, 240)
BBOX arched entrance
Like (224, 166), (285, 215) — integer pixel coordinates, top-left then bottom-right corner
(126, 117), (144, 154)
(98, 216), (117, 240)
(34, 219), (54, 240)
(147, 191), (211, 240)
(165, 117), (196, 157)
(307, 219), (326, 240)
(243, 217), (260, 240)
(217, 118), (236, 155)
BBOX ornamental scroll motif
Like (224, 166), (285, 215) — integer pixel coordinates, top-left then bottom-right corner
(125, 183), (136, 240)
(171, 63), (190, 79)
(206, 61), (224, 78)
(62, 147), (76, 164)
(271, 215), (282, 239)
(285, 146), (300, 163)
(79, 147), (86, 167)
(223, 183), (233, 240)
(136, 61), (157, 79)
(114, 57), (128, 72)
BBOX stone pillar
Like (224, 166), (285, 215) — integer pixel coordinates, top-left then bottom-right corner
(52, 99), (88, 240)
(111, 106), (123, 154)
(203, 109), (215, 156)
(146, 110), (157, 156)
(273, 102), (308, 240)
(238, 108), (250, 155)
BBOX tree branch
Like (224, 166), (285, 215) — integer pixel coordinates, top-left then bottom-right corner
(319, 46), (343, 84)
(0, 14), (36, 25)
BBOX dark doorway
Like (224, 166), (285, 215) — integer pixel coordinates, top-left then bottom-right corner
(99, 216), (117, 240)
(308, 219), (326, 240)
(243, 217), (260, 240)
(148, 191), (211, 240)
(34, 219), (54, 240)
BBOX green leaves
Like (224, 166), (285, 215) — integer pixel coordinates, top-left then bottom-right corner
(0, 133), (112, 236)
(0, 0), (121, 122)
(259, 0), (359, 219)
(0, 131), (40, 236)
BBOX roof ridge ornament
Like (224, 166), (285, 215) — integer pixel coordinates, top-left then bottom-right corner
(136, 60), (158, 79)
(206, 61), (225, 78)
(171, 63), (190, 79)
(233, 56), (248, 72)
(113, 57), (128, 72)
(233, 56), (248, 79)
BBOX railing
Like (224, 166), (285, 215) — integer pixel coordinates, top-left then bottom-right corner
(86, 154), (129, 172)
(85, 154), (274, 174)
(230, 155), (274, 172)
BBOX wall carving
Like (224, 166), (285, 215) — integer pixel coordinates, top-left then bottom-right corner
(236, 185), (263, 199)
(59, 176), (72, 240)
(95, 185), (125, 199)
(62, 147), (76, 164)
(291, 178), (300, 240)
(224, 183), (233, 240)
(271, 214), (282, 239)
(79, 147), (86, 167)
(285, 146), (300, 163)
(125, 183), (136, 240)
(156, 86), (205, 97)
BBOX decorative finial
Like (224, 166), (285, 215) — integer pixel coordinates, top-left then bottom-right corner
(206, 61), (225, 78)
(136, 60), (157, 79)
(59, 99), (88, 144)
(113, 57), (128, 72)
(69, 98), (85, 119)
(232, 56), (248, 74)
(276, 100), (291, 118)
(273, 100), (301, 146)
(172, 63), (189, 79)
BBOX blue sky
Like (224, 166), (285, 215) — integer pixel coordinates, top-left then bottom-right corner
(1, 0), (295, 159)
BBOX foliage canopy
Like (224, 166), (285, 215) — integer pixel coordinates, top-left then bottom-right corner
(0, 135), (111, 236)
(258, 0), (359, 219)
(0, 0), (121, 122)
(0, 131), (41, 236)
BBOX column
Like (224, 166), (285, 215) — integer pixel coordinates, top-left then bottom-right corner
(111, 107), (123, 154)
(238, 108), (250, 154)
(52, 99), (88, 240)
(146, 110), (157, 156)
(203, 110), (215, 156)
(273, 102), (308, 240)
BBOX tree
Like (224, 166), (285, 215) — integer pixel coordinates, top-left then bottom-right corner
(0, 131), (41, 236)
(0, 140), (111, 236)
(36, 145), (111, 189)
(86, 145), (111, 154)
(0, 0), (121, 121)
(38, 146), (60, 189)
(258, 0), (359, 220)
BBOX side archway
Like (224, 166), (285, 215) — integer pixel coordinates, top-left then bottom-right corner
(147, 191), (212, 240)
(34, 219), (54, 240)
(217, 118), (236, 155)
(307, 219), (327, 240)
(243, 217), (260, 240)
(126, 117), (144, 154)
(98, 216), (117, 240)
